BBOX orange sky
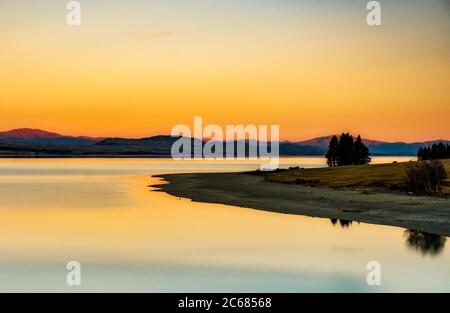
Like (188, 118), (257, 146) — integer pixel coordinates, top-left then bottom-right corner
(0, 1), (449, 142)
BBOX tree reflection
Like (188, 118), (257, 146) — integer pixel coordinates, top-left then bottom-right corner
(330, 219), (353, 229)
(404, 229), (447, 256)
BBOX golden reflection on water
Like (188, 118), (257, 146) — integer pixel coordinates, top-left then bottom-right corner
(0, 157), (447, 292)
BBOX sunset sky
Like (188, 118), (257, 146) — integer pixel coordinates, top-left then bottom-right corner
(0, 0), (449, 142)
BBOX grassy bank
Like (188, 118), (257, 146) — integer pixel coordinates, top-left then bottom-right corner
(267, 159), (450, 194)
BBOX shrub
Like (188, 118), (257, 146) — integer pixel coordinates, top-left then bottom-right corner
(404, 160), (447, 194)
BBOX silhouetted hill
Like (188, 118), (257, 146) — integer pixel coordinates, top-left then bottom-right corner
(297, 136), (385, 148)
(97, 135), (186, 146)
(95, 136), (189, 155)
(296, 136), (450, 156)
(367, 140), (450, 156)
(0, 128), (103, 145)
(0, 128), (61, 139)
(97, 137), (325, 156)
(0, 128), (448, 157)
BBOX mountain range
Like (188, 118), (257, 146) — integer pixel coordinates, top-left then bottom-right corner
(0, 128), (448, 157)
(295, 136), (450, 156)
(0, 128), (104, 145)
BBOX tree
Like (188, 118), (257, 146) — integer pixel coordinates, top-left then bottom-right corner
(325, 133), (371, 167)
(326, 135), (339, 167)
(353, 135), (371, 165)
(417, 147), (424, 160)
(336, 133), (355, 166)
(417, 143), (450, 161)
(437, 142), (447, 159)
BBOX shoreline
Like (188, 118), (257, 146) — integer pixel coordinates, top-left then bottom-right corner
(153, 172), (450, 237)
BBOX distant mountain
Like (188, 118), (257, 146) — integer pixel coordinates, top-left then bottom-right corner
(0, 128), (61, 139)
(96, 135), (189, 155)
(279, 141), (325, 156)
(97, 136), (326, 156)
(0, 128), (104, 145)
(296, 136), (385, 149)
(0, 128), (448, 157)
(296, 136), (450, 156)
(367, 140), (450, 156)
(97, 135), (183, 146)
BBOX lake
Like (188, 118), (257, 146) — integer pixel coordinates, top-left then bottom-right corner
(0, 157), (448, 292)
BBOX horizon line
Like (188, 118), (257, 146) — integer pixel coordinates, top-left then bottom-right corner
(0, 127), (449, 145)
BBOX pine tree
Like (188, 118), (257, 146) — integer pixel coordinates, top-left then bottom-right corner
(417, 147), (424, 161)
(336, 133), (355, 166)
(326, 135), (339, 167)
(417, 143), (450, 160)
(422, 147), (431, 160)
(353, 135), (371, 165)
(326, 133), (372, 166)
(437, 142), (446, 159)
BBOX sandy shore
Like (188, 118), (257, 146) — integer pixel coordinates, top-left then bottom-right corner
(153, 172), (450, 237)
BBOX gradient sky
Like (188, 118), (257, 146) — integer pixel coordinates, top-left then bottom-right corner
(0, 0), (449, 141)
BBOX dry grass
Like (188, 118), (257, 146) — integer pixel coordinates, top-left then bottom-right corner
(268, 159), (450, 194)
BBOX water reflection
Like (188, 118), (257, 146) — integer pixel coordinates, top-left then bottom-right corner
(330, 219), (353, 228)
(329, 220), (447, 257)
(404, 230), (447, 256)
(0, 158), (448, 292)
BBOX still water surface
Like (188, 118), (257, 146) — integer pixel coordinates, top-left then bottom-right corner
(0, 157), (448, 292)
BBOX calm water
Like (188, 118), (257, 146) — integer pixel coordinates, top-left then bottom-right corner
(0, 157), (448, 292)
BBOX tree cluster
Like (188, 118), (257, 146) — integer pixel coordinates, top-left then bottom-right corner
(326, 133), (371, 167)
(417, 143), (450, 161)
